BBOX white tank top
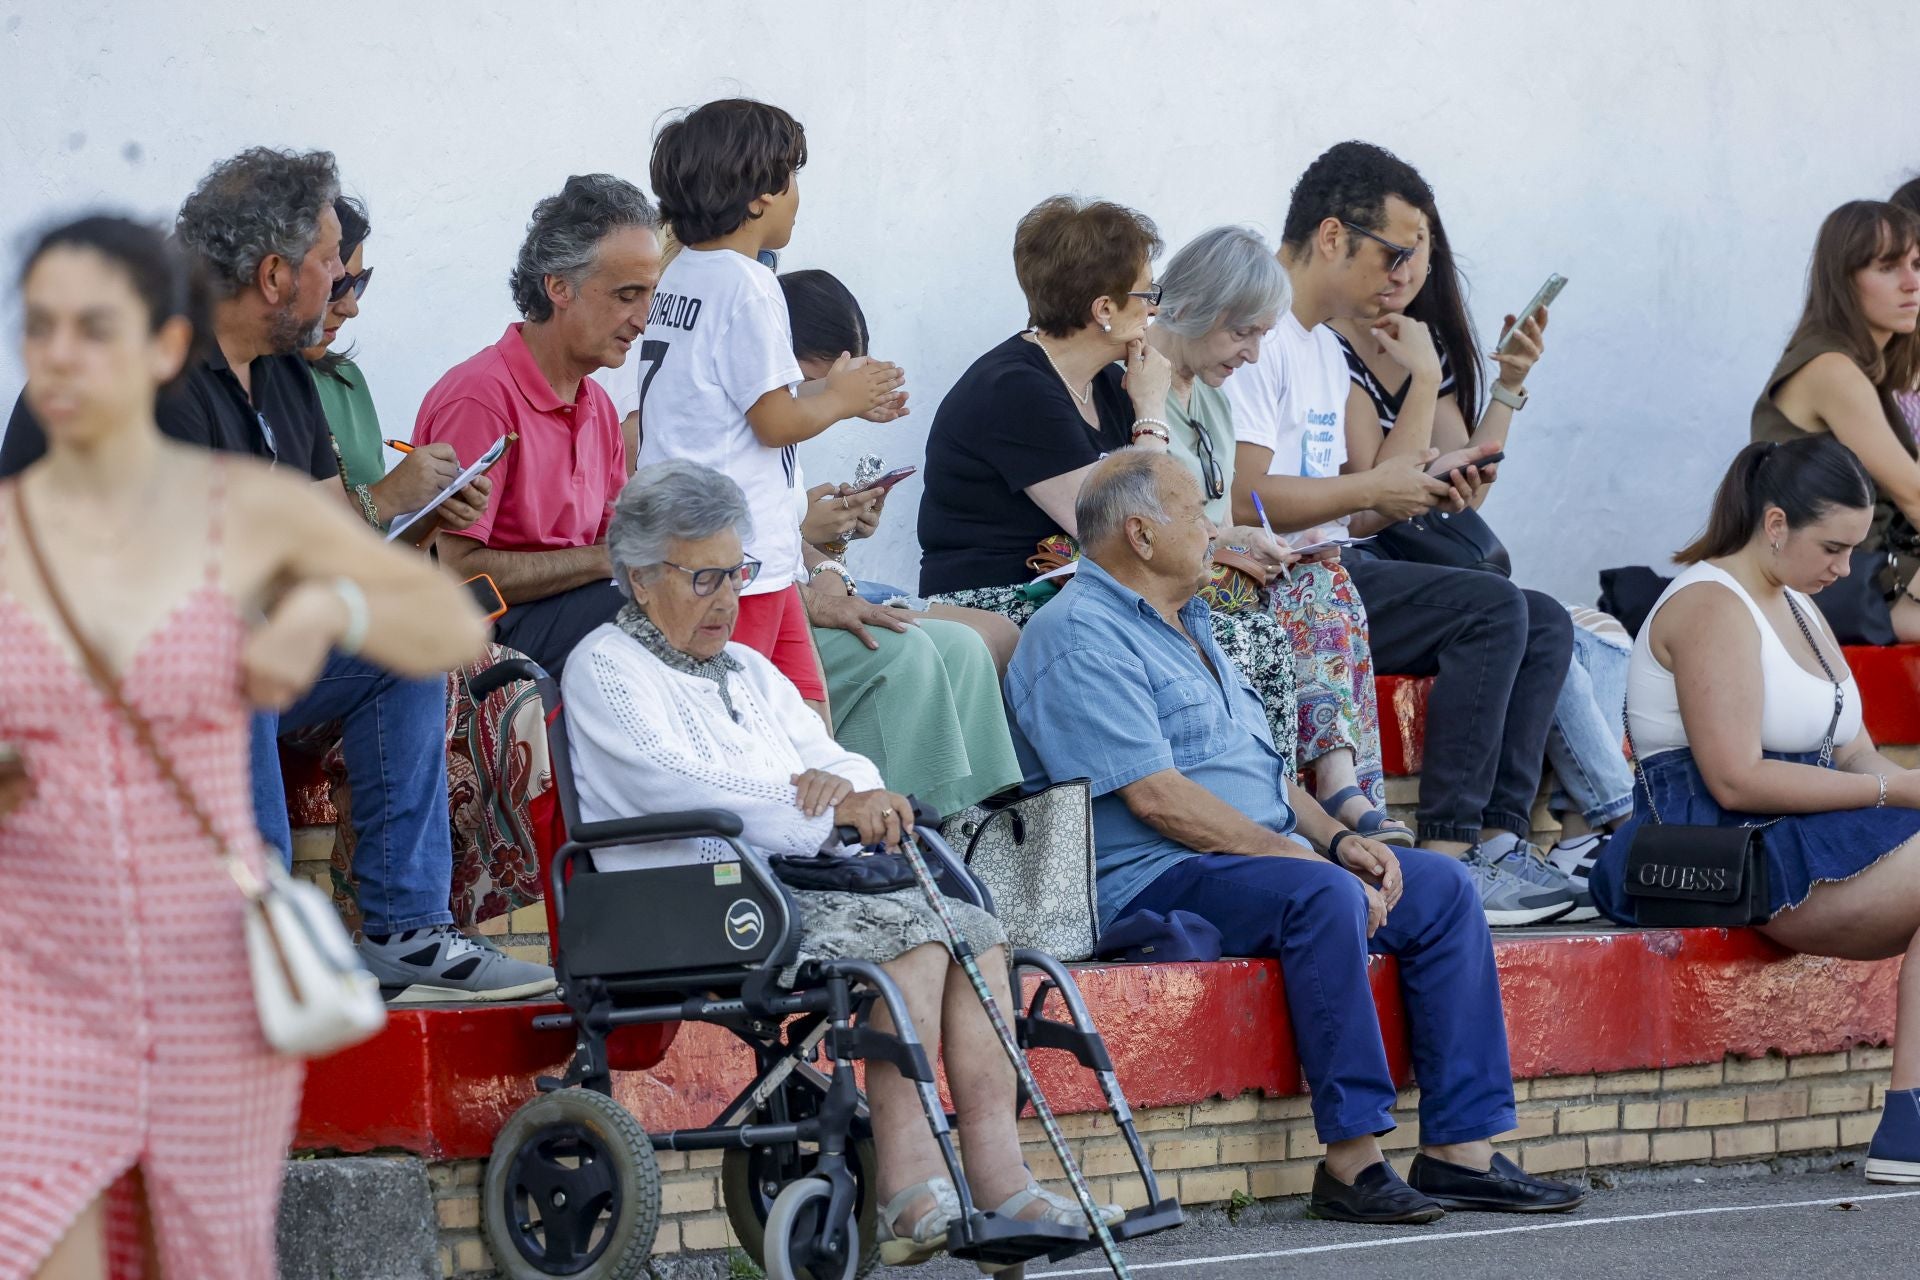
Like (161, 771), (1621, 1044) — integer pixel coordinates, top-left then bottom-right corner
(1626, 562), (1861, 758)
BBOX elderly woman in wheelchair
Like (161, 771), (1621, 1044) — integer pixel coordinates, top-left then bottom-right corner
(551, 458), (1123, 1270)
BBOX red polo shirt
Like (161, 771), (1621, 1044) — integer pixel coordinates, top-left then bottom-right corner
(414, 324), (626, 550)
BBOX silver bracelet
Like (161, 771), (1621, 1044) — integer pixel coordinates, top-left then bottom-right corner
(1876, 773), (1888, 809)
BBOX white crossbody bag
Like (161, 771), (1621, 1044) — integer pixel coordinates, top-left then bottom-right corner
(16, 483), (387, 1058)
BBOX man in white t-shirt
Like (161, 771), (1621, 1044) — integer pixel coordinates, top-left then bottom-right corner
(636, 98), (901, 712)
(1224, 141), (1579, 938)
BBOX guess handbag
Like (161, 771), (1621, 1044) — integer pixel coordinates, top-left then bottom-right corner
(940, 779), (1098, 960)
(1621, 595), (1840, 928)
(15, 485), (387, 1058)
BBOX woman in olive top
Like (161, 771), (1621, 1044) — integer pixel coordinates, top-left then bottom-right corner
(296, 196), (554, 929)
(1752, 200), (1920, 640)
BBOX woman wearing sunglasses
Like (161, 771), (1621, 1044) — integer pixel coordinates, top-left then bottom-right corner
(301, 196), (486, 535)
(294, 196), (555, 935)
(1146, 226), (1411, 844)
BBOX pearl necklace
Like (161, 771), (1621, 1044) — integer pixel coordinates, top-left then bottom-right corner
(1028, 329), (1092, 405)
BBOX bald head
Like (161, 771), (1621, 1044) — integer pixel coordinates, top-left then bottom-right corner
(1076, 449), (1188, 553)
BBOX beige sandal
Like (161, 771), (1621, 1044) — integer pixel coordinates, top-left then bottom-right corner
(876, 1176), (960, 1265)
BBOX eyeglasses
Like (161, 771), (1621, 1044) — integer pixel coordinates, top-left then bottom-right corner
(1183, 412), (1225, 500)
(1341, 222), (1415, 274)
(330, 266), (374, 303)
(659, 557), (763, 597)
(1128, 283), (1163, 306)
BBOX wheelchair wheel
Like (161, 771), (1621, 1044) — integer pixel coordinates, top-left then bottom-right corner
(764, 1177), (860, 1280)
(482, 1087), (661, 1279)
(721, 1134), (878, 1278)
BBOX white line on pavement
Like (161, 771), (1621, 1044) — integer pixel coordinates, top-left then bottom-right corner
(1037, 1189), (1920, 1276)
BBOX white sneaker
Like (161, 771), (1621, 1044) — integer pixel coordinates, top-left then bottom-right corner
(1547, 833), (1609, 894)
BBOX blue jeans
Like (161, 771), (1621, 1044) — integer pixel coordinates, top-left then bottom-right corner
(249, 653), (455, 934)
(1124, 847), (1515, 1145)
(1544, 627), (1635, 828)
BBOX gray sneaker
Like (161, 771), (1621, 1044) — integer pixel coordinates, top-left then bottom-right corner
(1461, 850), (1575, 927)
(358, 926), (557, 1003)
(1487, 838), (1598, 923)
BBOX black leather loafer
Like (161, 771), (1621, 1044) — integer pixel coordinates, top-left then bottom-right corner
(1306, 1160), (1445, 1224)
(1407, 1151), (1586, 1213)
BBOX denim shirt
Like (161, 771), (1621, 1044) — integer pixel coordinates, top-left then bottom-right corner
(1005, 558), (1301, 929)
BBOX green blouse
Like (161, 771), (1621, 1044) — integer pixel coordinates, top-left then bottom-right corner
(1162, 378), (1237, 527)
(311, 357), (387, 490)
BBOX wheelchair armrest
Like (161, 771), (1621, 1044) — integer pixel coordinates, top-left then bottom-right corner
(571, 808), (746, 845)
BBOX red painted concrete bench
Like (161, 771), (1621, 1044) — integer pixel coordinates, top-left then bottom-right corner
(295, 928), (1897, 1161)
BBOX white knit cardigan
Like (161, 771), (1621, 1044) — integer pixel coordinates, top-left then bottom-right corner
(560, 622), (884, 871)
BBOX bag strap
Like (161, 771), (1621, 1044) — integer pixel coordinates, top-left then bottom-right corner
(1624, 590), (1847, 825)
(9, 483), (265, 899)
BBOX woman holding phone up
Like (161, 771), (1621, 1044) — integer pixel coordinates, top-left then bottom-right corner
(1329, 181), (1633, 911)
(0, 215), (486, 1279)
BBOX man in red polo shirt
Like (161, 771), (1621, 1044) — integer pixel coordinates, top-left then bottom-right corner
(420, 175), (663, 678)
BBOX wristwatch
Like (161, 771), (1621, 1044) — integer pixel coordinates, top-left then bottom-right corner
(810, 560), (857, 595)
(1489, 382), (1528, 411)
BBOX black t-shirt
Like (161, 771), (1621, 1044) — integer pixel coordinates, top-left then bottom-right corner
(0, 349), (335, 480)
(917, 334), (1132, 594)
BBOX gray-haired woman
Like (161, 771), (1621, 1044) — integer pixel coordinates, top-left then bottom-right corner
(560, 458), (1119, 1267)
(1147, 227), (1409, 844)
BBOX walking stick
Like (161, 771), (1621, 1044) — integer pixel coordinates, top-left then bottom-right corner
(895, 826), (1132, 1280)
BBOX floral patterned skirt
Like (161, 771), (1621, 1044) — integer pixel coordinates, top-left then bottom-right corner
(783, 884), (1008, 986)
(1269, 560), (1385, 807)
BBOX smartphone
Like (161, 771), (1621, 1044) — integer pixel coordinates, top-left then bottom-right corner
(1496, 274), (1567, 355)
(867, 465), (917, 493)
(463, 573), (508, 623)
(1430, 450), (1505, 477)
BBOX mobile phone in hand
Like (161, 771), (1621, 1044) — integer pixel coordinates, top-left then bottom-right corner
(1429, 449), (1505, 477)
(1496, 274), (1567, 355)
(463, 574), (508, 622)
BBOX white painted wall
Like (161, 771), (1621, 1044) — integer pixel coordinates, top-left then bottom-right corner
(3, 0), (1917, 601)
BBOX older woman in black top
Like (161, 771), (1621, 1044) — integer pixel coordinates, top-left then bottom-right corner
(919, 195), (1303, 754)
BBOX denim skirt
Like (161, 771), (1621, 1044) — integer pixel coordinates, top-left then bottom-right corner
(1589, 748), (1920, 924)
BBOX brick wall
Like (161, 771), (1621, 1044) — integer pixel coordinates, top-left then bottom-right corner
(424, 1046), (1893, 1277)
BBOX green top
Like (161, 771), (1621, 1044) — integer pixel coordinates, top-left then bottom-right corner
(1162, 378), (1237, 526)
(310, 357), (387, 490)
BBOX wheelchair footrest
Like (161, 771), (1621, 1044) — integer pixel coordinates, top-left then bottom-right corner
(1113, 1198), (1184, 1241)
(946, 1212), (1086, 1265)
(1044, 1199), (1183, 1262)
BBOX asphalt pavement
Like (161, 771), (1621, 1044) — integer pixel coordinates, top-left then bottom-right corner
(872, 1163), (1916, 1280)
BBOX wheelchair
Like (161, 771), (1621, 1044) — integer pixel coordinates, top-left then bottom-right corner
(467, 658), (1182, 1279)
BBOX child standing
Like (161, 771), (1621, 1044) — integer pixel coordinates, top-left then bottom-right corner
(639, 98), (902, 707)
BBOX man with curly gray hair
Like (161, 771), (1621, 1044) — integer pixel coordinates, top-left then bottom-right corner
(419, 172), (664, 679)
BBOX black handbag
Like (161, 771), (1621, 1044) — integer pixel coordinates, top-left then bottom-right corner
(1371, 506), (1512, 576)
(1621, 594), (1841, 927)
(767, 851), (918, 895)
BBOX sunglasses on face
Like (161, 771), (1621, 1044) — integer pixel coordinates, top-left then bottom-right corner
(330, 266), (374, 303)
(660, 557), (763, 597)
(1128, 283), (1164, 306)
(1342, 222), (1415, 275)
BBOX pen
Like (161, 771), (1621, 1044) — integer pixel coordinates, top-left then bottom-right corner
(384, 438), (414, 454)
(1249, 490), (1291, 581)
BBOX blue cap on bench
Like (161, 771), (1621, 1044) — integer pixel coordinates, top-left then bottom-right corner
(1094, 909), (1224, 963)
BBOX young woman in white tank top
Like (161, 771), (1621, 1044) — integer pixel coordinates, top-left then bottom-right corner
(1586, 435), (1920, 1186)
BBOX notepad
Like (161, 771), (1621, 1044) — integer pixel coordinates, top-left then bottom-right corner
(384, 434), (514, 543)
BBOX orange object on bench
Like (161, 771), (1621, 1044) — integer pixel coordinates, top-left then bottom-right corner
(1375, 675), (1434, 776)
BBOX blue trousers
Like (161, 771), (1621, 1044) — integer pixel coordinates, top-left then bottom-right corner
(1125, 847), (1515, 1146)
(249, 652), (455, 934)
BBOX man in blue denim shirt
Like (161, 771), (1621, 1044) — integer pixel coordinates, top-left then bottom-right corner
(1007, 452), (1582, 1223)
